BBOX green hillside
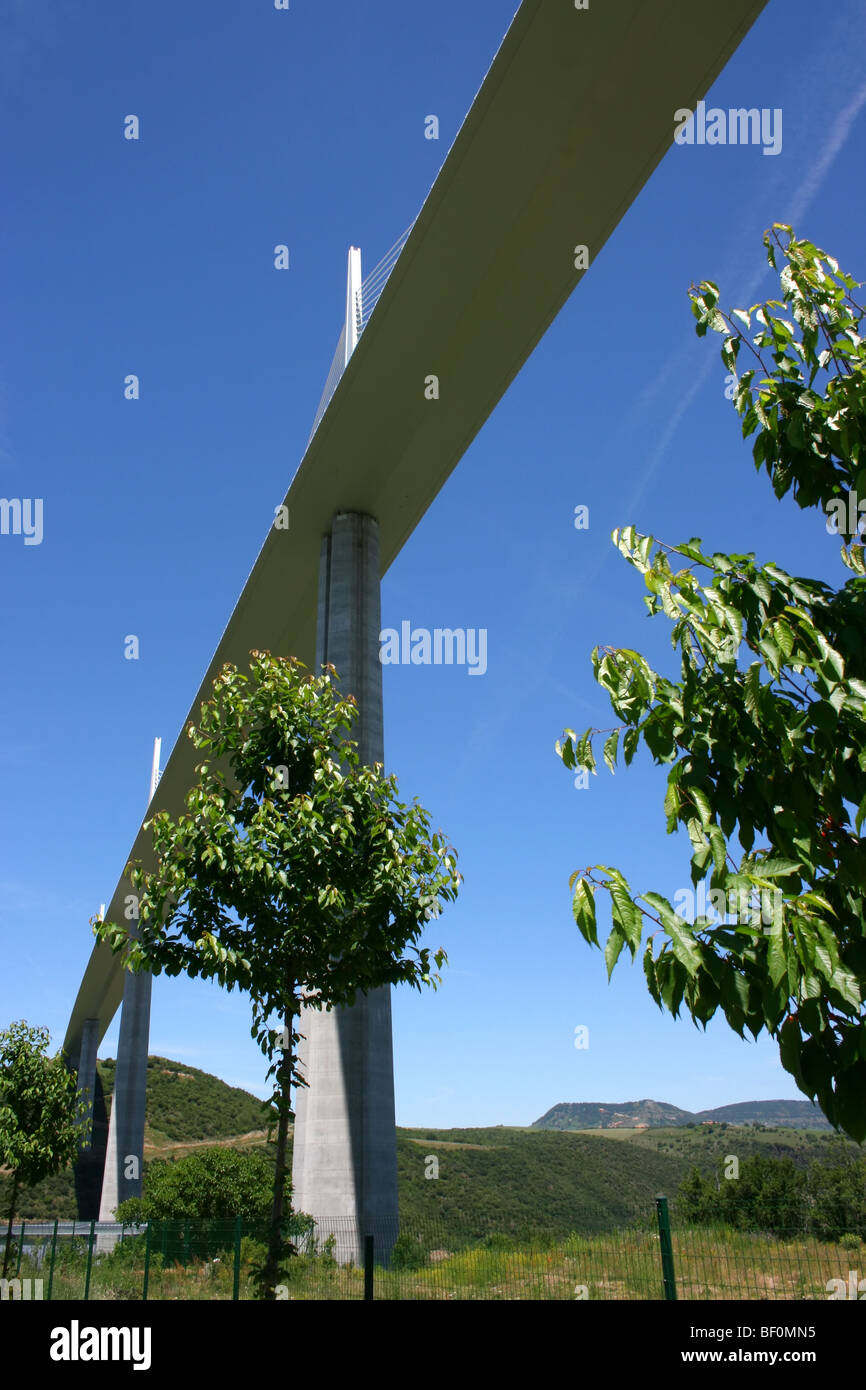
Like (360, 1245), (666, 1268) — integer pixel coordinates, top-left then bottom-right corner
(2, 1058), (855, 1231)
(696, 1099), (831, 1129)
(395, 1126), (679, 1243)
(0, 1055), (271, 1221)
(533, 1097), (832, 1132)
(534, 1099), (691, 1130)
(100, 1055), (270, 1144)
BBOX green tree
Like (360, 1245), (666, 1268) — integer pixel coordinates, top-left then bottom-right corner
(723, 1155), (807, 1235)
(674, 1165), (719, 1226)
(0, 1021), (87, 1277)
(116, 1148), (317, 1264)
(559, 225), (866, 1141)
(806, 1148), (866, 1240)
(675, 1154), (809, 1235)
(95, 651), (460, 1295)
(117, 1147), (275, 1223)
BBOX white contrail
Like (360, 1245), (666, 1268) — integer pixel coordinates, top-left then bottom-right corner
(784, 77), (866, 228)
(622, 71), (866, 522)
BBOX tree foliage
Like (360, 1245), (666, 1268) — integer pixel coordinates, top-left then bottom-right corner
(675, 1150), (866, 1240)
(558, 225), (866, 1141)
(0, 1020), (87, 1276)
(115, 1148), (316, 1266)
(96, 653), (459, 1063)
(116, 1147), (276, 1223)
(94, 651), (460, 1292)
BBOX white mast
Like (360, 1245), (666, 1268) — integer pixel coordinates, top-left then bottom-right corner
(148, 736), (162, 805)
(344, 246), (362, 365)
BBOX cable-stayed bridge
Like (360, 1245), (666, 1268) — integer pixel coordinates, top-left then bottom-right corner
(63, 0), (769, 1257)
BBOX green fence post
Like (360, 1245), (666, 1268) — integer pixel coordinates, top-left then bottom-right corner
(364, 1235), (374, 1302)
(83, 1220), (96, 1301)
(15, 1221), (24, 1277)
(142, 1223), (152, 1302)
(47, 1219), (59, 1302)
(232, 1216), (242, 1302)
(655, 1197), (677, 1301)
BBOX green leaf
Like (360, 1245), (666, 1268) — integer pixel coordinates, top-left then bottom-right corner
(707, 824), (727, 878)
(603, 729), (620, 774)
(640, 892), (702, 978)
(766, 919), (787, 988)
(689, 787), (713, 827)
(745, 859), (801, 880)
(607, 876), (643, 953)
(834, 1061), (866, 1143)
(643, 940), (662, 1008)
(744, 663), (761, 719)
(572, 877), (599, 948)
(604, 924), (627, 979)
(622, 726), (640, 765)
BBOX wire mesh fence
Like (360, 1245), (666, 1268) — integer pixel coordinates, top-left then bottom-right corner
(1, 1198), (863, 1300)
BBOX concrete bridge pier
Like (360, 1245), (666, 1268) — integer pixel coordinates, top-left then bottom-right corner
(98, 933), (151, 1235)
(291, 510), (399, 1265)
(71, 1016), (109, 1221)
(74, 1017), (99, 1150)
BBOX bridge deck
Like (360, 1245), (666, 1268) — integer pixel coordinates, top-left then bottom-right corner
(64, 0), (768, 1059)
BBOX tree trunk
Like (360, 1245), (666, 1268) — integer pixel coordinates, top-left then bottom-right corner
(2, 1172), (20, 1280)
(262, 998), (294, 1299)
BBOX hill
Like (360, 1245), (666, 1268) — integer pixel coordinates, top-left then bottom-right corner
(0, 1055), (272, 1221)
(533, 1097), (832, 1131)
(3, 1059), (854, 1231)
(394, 1125), (693, 1243)
(695, 1099), (831, 1129)
(533, 1099), (691, 1130)
(99, 1055), (271, 1147)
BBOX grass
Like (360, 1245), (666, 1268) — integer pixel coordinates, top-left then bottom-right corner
(7, 1226), (862, 1301)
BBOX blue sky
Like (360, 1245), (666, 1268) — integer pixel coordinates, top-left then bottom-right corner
(2, 0), (865, 1127)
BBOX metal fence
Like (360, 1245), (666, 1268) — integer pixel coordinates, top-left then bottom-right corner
(1, 1199), (864, 1300)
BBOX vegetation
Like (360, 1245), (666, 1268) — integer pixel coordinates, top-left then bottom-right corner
(396, 1126), (672, 1243)
(93, 652), (461, 1294)
(5, 1052), (861, 1237)
(534, 1097), (831, 1130)
(675, 1150), (866, 1240)
(116, 1147), (275, 1223)
(560, 226), (866, 1141)
(11, 1220), (864, 1301)
(0, 1021), (87, 1277)
(102, 1056), (270, 1145)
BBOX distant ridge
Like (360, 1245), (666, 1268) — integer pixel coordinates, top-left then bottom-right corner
(532, 1098), (832, 1131)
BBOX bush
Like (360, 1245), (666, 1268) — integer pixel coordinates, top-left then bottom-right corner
(480, 1231), (514, 1251)
(389, 1231), (430, 1270)
(674, 1152), (866, 1240)
(116, 1147), (274, 1223)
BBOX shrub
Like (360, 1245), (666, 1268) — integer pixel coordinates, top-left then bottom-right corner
(390, 1231), (430, 1270)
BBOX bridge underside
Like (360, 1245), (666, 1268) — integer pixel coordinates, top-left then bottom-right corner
(63, 0), (769, 1222)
